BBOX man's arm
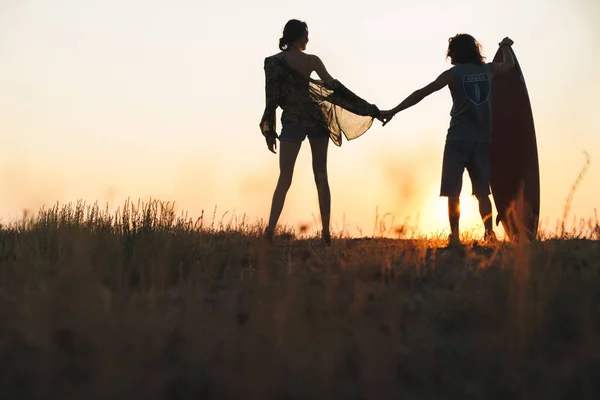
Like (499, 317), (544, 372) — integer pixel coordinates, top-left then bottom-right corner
(488, 37), (515, 76)
(388, 69), (453, 115)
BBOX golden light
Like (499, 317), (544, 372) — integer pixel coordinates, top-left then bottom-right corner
(419, 180), (498, 239)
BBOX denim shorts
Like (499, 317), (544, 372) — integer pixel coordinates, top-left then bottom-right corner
(279, 123), (330, 142)
(440, 140), (491, 198)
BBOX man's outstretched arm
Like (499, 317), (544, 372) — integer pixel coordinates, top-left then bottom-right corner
(382, 69), (454, 125)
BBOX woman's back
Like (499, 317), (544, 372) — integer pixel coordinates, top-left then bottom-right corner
(273, 50), (314, 78)
(265, 53), (321, 129)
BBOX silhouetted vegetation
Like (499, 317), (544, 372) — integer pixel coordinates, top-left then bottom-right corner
(0, 198), (599, 399)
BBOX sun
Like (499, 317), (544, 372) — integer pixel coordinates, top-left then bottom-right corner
(419, 182), (499, 239)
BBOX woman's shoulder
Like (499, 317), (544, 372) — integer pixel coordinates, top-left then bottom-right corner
(305, 53), (324, 69)
(265, 52), (285, 62)
(265, 52), (319, 61)
(264, 53), (285, 70)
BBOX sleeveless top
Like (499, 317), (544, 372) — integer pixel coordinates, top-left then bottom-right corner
(447, 63), (492, 143)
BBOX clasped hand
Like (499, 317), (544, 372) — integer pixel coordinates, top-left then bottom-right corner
(375, 109), (396, 127)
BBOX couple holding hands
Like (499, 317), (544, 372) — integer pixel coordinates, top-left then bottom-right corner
(259, 19), (515, 246)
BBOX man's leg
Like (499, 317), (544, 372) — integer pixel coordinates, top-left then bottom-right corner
(448, 197), (461, 239)
(469, 143), (495, 241)
(477, 195), (494, 237)
(440, 140), (466, 244)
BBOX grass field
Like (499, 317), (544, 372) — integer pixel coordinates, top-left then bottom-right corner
(1, 199), (599, 399)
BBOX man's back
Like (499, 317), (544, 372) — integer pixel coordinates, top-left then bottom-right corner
(448, 63), (492, 143)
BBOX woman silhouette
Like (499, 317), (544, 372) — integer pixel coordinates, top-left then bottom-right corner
(260, 19), (382, 245)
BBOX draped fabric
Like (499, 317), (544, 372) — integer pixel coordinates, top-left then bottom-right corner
(259, 56), (380, 147)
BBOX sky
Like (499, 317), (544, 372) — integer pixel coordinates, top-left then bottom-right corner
(0, 0), (598, 238)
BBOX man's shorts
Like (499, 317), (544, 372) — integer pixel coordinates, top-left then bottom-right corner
(279, 123), (330, 142)
(440, 140), (491, 198)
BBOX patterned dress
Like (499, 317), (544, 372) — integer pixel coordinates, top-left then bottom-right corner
(259, 56), (380, 147)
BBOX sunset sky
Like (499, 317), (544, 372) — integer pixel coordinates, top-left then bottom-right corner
(0, 0), (598, 237)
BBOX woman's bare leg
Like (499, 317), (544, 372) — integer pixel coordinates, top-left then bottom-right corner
(266, 140), (302, 233)
(309, 137), (331, 238)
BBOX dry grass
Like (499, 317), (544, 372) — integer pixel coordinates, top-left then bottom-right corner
(0, 199), (599, 399)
